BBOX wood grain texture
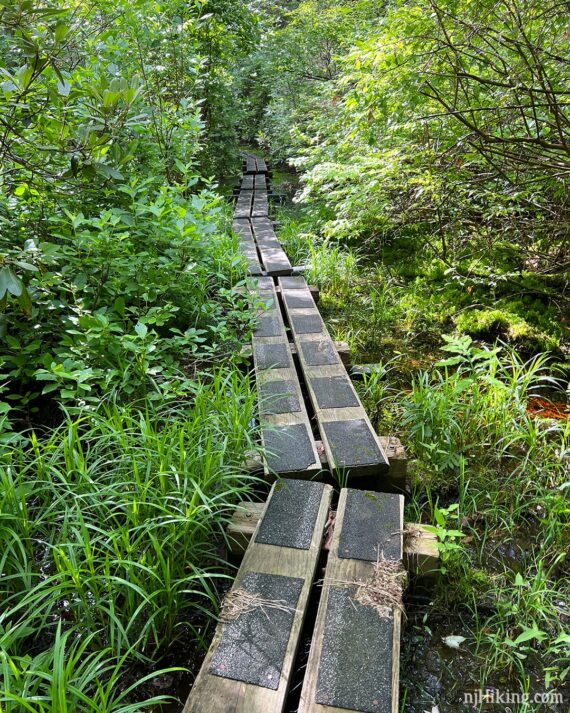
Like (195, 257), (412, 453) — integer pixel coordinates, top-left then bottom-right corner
(403, 524), (439, 578)
(378, 437), (407, 483)
(183, 482), (333, 713)
(227, 501), (266, 554)
(298, 489), (404, 713)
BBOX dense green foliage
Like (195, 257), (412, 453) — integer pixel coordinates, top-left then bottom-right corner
(1, 0), (258, 417)
(288, 230), (570, 705)
(1, 375), (258, 711)
(256, 0), (569, 706)
(1, 0), (568, 709)
(1, 0), (261, 709)
(253, 0), (569, 357)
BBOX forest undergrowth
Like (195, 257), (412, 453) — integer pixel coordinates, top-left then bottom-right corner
(1, 0), (569, 710)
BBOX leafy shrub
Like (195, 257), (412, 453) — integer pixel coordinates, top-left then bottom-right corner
(2, 180), (253, 410)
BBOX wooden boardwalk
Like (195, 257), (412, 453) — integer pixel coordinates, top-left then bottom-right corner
(183, 153), (414, 713)
(184, 480), (333, 713)
(233, 154), (292, 277)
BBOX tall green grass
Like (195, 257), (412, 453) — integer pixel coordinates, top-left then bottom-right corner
(276, 212), (359, 300)
(402, 335), (566, 483)
(398, 336), (569, 688)
(0, 369), (259, 711)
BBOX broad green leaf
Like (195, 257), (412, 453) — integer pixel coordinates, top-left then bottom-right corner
(513, 627), (546, 645)
(0, 267), (23, 297)
(134, 323), (148, 338)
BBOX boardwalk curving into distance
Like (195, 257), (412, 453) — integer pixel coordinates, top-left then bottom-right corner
(183, 152), (413, 713)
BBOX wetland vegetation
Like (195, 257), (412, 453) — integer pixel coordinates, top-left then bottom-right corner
(1, 0), (568, 710)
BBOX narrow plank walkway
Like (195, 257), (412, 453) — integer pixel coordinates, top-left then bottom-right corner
(252, 276), (321, 477)
(226, 500), (439, 578)
(234, 154), (292, 276)
(183, 153), (409, 713)
(236, 156), (388, 480)
(252, 218), (292, 276)
(299, 489), (404, 713)
(233, 219), (263, 275)
(279, 276), (389, 479)
(184, 479), (332, 713)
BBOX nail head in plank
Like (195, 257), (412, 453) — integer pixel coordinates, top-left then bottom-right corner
(310, 376), (360, 410)
(264, 423), (319, 475)
(209, 572), (303, 690)
(339, 490), (403, 562)
(255, 480), (327, 550)
(259, 379), (301, 415)
(315, 586), (395, 713)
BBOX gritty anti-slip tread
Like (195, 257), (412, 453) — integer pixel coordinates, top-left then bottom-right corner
(209, 572), (304, 690)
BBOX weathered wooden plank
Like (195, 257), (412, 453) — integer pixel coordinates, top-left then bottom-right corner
(255, 173), (267, 192)
(256, 157), (269, 174)
(226, 501), (265, 554)
(378, 436), (407, 483)
(210, 572), (304, 689)
(245, 154), (258, 175)
(233, 219), (262, 275)
(250, 216), (276, 241)
(403, 523), (439, 578)
(257, 240), (292, 276)
(251, 277), (320, 478)
(226, 501), (440, 576)
(252, 191), (269, 218)
(184, 480), (333, 713)
(233, 218), (253, 240)
(251, 218), (292, 276)
(234, 190), (253, 219)
(299, 489), (404, 713)
(241, 175), (254, 191)
(278, 278), (389, 479)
